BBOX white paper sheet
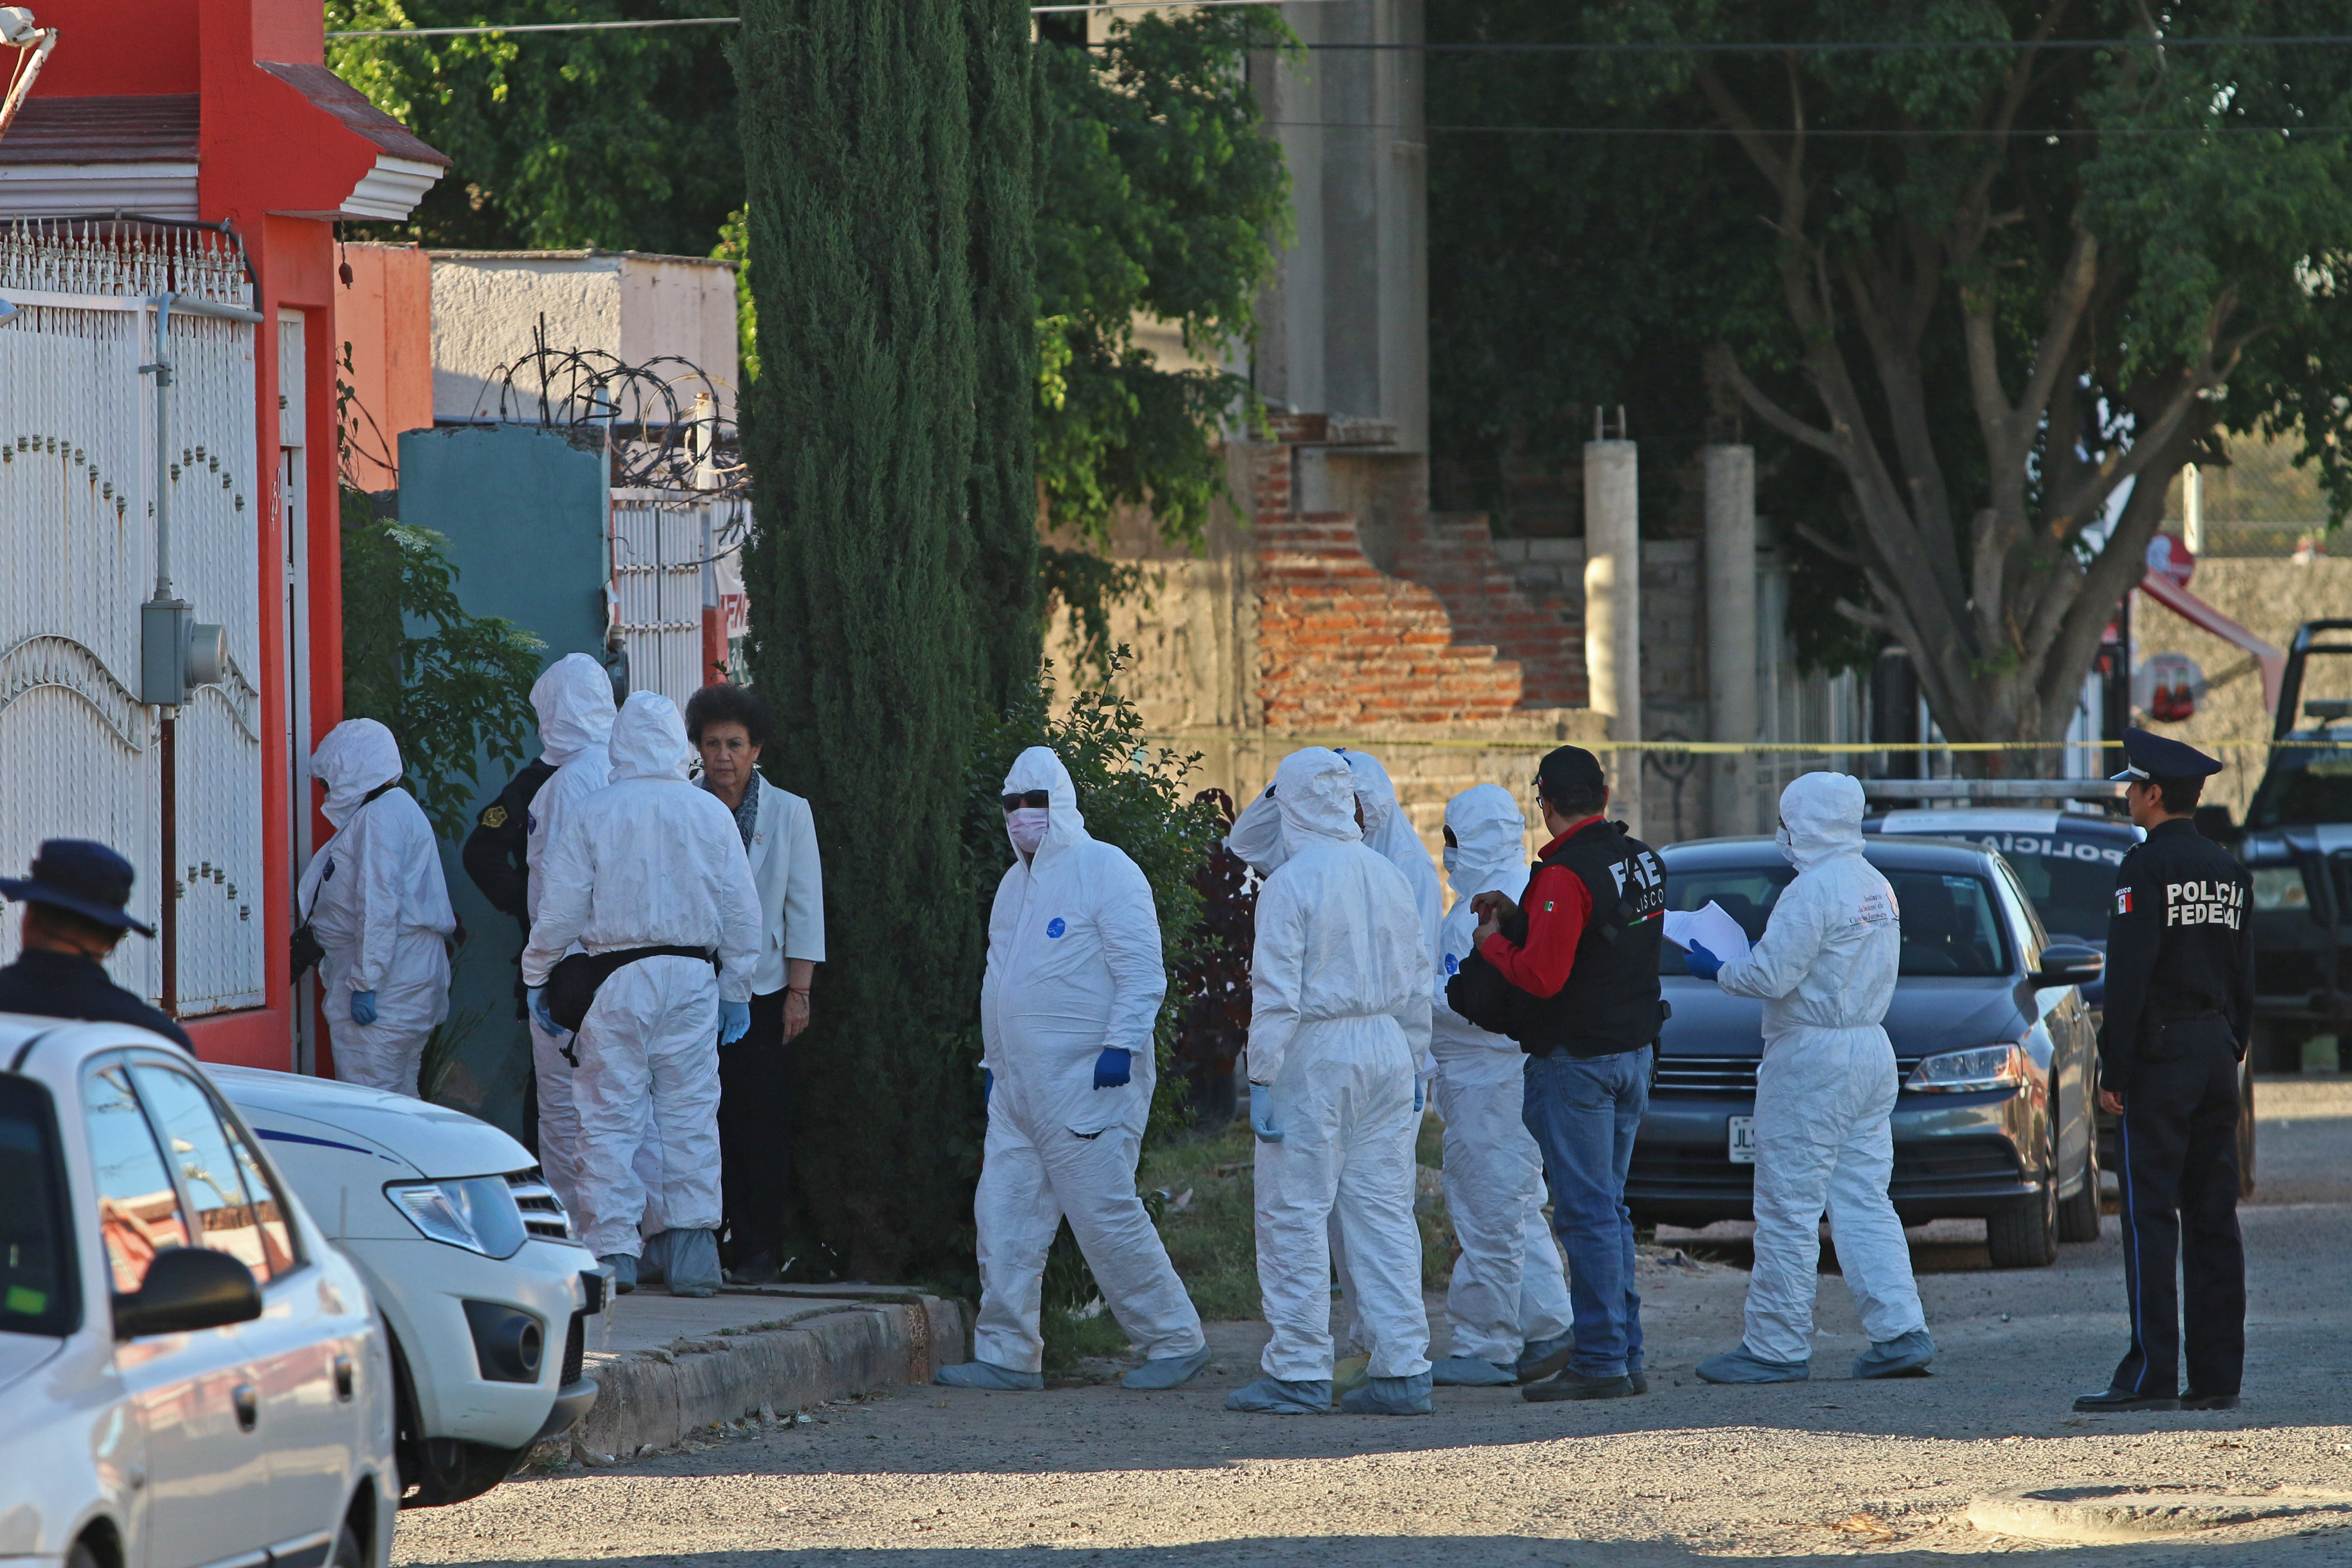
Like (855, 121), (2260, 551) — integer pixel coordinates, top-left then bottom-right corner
(1663, 900), (1752, 965)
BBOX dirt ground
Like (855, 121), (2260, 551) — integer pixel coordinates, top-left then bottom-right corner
(392, 1080), (2352, 1565)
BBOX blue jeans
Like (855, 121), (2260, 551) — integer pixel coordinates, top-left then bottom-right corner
(1522, 1046), (1649, 1378)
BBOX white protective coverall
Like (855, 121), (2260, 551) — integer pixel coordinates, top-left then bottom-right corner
(523, 653), (616, 1219)
(1432, 784), (1574, 1365)
(1229, 747), (1445, 1355)
(1249, 747), (1433, 1382)
(521, 692), (762, 1260)
(301, 720), (455, 1097)
(1712, 771), (1927, 1364)
(974, 747), (1205, 1374)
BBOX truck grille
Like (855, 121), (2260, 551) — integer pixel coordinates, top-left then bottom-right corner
(507, 1168), (573, 1242)
(1651, 1055), (1924, 1094)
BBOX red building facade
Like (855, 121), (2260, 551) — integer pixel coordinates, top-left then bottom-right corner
(1, 0), (444, 1067)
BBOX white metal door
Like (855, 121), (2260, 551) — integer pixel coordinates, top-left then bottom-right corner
(0, 221), (264, 1014)
(610, 491), (713, 708)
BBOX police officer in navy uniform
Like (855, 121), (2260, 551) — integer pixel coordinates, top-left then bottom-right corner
(2075, 729), (2253, 1413)
(0, 839), (192, 1050)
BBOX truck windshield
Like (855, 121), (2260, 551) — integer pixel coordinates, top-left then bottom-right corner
(2247, 752), (2352, 828)
(0, 1075), (76, 1337)
(1658, 861), (2009, 977)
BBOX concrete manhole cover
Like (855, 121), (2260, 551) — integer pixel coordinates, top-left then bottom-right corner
(1967, 1486), (2352, 1543)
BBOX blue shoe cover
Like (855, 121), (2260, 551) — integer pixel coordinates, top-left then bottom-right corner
(1430, 1355), (1516, 1387)
(1224, 1375), (1329, 1414)
(1340, 1371), (1434, 1415)
(1516, 1332), (1574, 1383)
(1696, 1345), (1810, 1384)
(1852, 1327), (1935, 1379)
(656, 1228), (722, 1298)
(934, 1359), (1044, 1390)
(1121, 1345), (1212, 1390)
(597, 1253), (637, 1295)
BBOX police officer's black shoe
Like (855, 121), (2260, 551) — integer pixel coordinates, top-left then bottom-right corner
(2180, 1391), (2240, 1411)
(2072, 1387), (2180, 1412)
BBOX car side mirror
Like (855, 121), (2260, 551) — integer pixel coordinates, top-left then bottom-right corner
(113, 1246), (262, 1340)
(2034, 943), (2105, 987)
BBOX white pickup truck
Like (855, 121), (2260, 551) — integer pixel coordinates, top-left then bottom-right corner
(208, 1066), (605, 1507)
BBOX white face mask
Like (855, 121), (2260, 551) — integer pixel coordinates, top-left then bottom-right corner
(1007, 806), (1050, 856)
(1775, 824), (1796, 866)
(1442, 845), (1461, 878)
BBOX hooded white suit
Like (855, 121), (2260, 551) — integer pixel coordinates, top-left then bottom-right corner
(1433, 784), (1573, 1366)
(1248, 747), (1433, 1382)
(971, 747), (1204, 1375)
(524, 654), (616, 1217)
(1713, 772), (1927, 1364)
(521, 692), (762, 1261)
(301, 720), (455, 1097)
(1230, 748), (1443, 1355)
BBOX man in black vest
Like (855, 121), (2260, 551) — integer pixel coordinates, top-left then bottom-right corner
(1466, 746), (1666, 1401)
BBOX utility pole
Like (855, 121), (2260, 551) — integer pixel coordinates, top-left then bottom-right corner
(1584, 405), (1639, 836)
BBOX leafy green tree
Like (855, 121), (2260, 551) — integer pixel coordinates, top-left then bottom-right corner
(1433, 2), (2352, 747)
(326, 0), (742, 254)
(1034, 10), (1294, 552)
(734, 0), (986, 1279)
(340, 492), (545, 838)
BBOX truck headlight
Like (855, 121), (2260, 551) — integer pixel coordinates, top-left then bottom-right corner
(386, 1177), (529, 1259)
(1905, 1044), (2028, 1093)
(2250, 866), (2310, 912)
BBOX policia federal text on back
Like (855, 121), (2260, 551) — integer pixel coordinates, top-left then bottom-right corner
(2074, 728), (2253, 1415)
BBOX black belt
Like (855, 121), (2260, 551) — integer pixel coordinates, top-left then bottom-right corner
(546, 944), (717, 1038)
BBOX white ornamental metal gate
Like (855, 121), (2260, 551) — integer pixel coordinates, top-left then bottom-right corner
(0, 220), (266, 1015)
(610, 489), (749, 708)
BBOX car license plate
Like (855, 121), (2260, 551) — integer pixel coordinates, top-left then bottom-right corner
(1728, 1116), (1757, 1164)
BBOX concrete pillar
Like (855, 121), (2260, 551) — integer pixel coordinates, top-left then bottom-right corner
(1705, 445), (1758, 837)
(1584, 439), (1640, 835)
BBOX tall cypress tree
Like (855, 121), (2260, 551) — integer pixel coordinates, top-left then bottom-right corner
(963, 0), (1042, 707)
(735, 0), (980, 1277)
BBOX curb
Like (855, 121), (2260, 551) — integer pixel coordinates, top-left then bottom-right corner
(1966, 1486), (2352, 1544)
(572, 1294), (966, 1459)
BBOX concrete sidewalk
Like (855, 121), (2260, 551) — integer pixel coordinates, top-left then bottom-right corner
(570, 1283), (967, 1461)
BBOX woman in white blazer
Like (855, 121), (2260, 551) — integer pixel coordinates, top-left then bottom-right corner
(686, 683), (826, 1283)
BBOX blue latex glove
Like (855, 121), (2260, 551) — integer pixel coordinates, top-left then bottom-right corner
(718, 998), (752, 1044)
(983, 1067), (994, 1106)
(349, 989), (377, 1026)
(1249, 1084), (1283, 1144)
(1414, 1077), (1426, 1114)
(1684, 939), (1724, 981)
(1093, 1047), (1132, 1090)
(527, 986), (558, 1035)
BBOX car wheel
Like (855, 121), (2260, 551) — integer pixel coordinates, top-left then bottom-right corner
(2239, 1059), (2257, 1198)
(405, 1439), (533, 1509)
(68, 1537), (105, 1568)
(1987, 1131), (2060, 1268)
(2057, 1127), (2101, 1243)
(329, 1523), (365, 1568)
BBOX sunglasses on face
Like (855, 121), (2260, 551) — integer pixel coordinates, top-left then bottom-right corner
(1001, 790), (1050, 812)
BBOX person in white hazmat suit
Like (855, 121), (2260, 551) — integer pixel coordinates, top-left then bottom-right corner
(300, 719), (455, 1097)
(522, 692), (762, 1298)
(521, 653), (616, 1219)
(1681, 772), (1935, 1381)
(1428, 783), (1577, 1386)
(1227, 748), (1442, 1365)
(936, 747), (1210, 1393)
(1228, 747), (1436, 1416)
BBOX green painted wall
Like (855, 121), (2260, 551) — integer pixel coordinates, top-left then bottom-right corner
(395, 423), (609, 1137)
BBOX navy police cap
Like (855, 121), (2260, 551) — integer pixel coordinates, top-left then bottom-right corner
(2109, 725), (2223, 784)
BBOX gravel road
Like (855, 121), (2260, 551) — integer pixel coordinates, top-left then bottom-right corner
(394, 1080), (2352, 1565)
